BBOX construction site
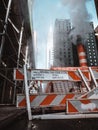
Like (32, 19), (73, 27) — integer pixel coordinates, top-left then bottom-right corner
(0, 0), (98, 130)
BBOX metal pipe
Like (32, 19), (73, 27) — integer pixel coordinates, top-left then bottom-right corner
(32, 113), (98, 120)
(13, 22), (24, 104)
(25, 45), (28, 65)
(8, 18), (19, 34)
(0, 0), (12, 64)
(0, 18), (18, 55)
(17, 22), (24, 68)
(24, 64), (32, 120)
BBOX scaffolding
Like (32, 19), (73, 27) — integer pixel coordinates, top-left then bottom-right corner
(0, 0), (32, 104)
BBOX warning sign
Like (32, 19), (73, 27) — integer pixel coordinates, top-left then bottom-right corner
(31, 70), (69, 81)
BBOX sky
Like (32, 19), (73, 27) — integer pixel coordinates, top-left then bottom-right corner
(32, 0), (98, 69)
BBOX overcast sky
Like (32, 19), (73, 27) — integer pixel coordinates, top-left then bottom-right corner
(33, 0), (98, 69)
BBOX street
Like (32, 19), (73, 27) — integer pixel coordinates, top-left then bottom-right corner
(2, 115), (98, 130)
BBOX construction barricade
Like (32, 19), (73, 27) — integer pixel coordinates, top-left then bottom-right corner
(14, 66), (98, 120)
(66, 98), (98, 114)
(17, 93), (75, 108)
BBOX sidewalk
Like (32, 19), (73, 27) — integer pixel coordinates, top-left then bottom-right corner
(0, 105), (26, 129)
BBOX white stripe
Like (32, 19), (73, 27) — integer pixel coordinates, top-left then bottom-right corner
(79, 52), (86, 57)
(30, 95), (47, 107)
(17, 95), (25, 107)
(50, 95), (65, 106)
(68, 72), (81, 81)
(79, 59), (87, 63)
(93, 70), (98, 79)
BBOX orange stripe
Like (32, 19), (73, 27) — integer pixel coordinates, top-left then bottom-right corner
(19, 95), (37, 107)
(92, 108), (98, 112)
(82, 72), (91, 81)
(80, 99), (91, 104)
(30, 95), (37, 102)
(68, 71), (80, 81)
(96, 70), (98, 72)
(16, 69), (24, 80)
(81, 94), (88, 99)
(67, 100), (78, 113)
(77, 44), (85, 53)
(40, 94), (56, 106)
(79, 56), (87, 59)
(80, 63), (87, 67)
(60, 94), (75, 105)
(19, 98), (26, 107)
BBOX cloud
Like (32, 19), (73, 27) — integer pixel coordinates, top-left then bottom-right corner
(60, 0), (93, 42)
(56, 2), (62, 8)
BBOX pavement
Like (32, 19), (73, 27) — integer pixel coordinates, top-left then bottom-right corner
(0, 105), (26, 129)
(1, 105), (98, 130)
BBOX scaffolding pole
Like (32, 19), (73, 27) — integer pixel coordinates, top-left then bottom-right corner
(13, 22), (24, 104)
(0, 0), (12, 64)
(24, 64), (32, 120)
(17, 22), (24, 68)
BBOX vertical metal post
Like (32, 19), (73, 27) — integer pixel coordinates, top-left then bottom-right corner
(78, 69), (91, 91)
(89, 67), (98, 87)
(24, 64), (32, 120)
(0, 0), (12, 64)
(25, 45), (28, 65)
(17, 22), (24, 68)
(13, 22), (24, 104)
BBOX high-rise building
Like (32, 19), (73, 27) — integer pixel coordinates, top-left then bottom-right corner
(94, 0), (98, 17)
(84, 22), (98, 66)
(53, 19), (74, 67)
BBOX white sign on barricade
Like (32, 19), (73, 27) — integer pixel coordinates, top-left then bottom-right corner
(31, 70), (69, 81)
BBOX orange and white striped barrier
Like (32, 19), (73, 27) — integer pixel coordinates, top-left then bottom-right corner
(68, 70), (91, 81)
(91, 68), (98, 79)
(66, 99), (98, 114)
(77, 43), (87, 67)
(14, 68), (24, 80)
(17, 93), (75, 108)
(14, 68), (32, 80)
(14, 67), (91, 81)
(80, 87), (98, 99)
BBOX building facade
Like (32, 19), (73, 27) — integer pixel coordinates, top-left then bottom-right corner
(53, 19), (74, 67)
(84, 22), (98, 66)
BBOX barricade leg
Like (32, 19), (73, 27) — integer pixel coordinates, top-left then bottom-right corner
(24, 64), (32, 120)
